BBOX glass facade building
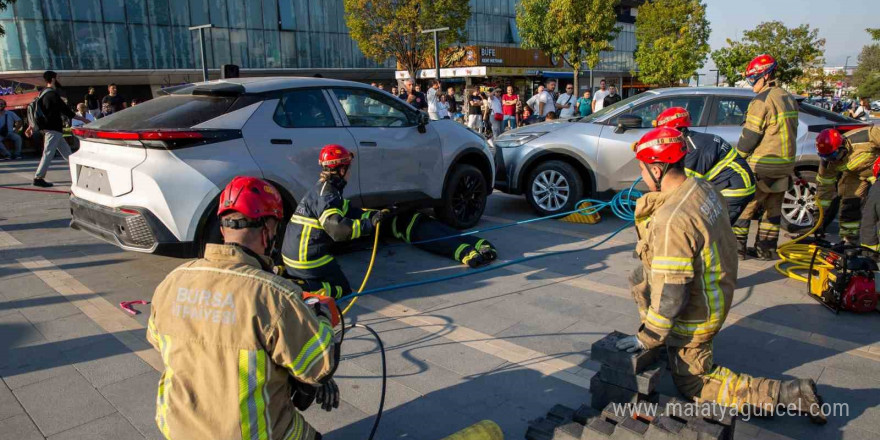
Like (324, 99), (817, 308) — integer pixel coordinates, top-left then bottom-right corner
(0, 0), (638, 80)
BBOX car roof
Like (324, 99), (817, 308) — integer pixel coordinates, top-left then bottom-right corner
(649, 86), (755, 97)
(193, 76), (373, 94)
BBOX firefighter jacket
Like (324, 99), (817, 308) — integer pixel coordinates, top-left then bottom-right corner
(815, 126), (880, 207)
(148, 244), (336, 440)
(632, 178), (738, 349)
(282, 175), (375, 271)
(736, 80), (799, 179)
(683, 129), (756, 200)
(861, 180), (880, 251)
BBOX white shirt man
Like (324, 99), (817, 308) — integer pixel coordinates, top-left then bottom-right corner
(592, 81), (610, 112)
(538, 82), (557, 118)
(426, 80), (441, 120)
(556, 84), (576, 118)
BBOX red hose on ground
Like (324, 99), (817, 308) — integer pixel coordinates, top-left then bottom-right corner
(0, 186), (70, 195)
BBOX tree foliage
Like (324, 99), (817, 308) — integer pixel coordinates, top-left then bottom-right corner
(634, 0), (710, 87)
(853, 44), (880, 87)
(710, 21), (825, 86)
(517, 0), (620, 92)
(859, 77), (880, 99)
(0, 0), (16, 37)
(343, 0), (470, 81)
(792, 63), (844, 96)
(868, 28), (880, 41)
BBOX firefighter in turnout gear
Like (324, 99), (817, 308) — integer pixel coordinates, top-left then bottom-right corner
(618, 128), (827, 423)
(654, 107), (755, 225)
(388, 210), (498, 268)
(860, 144), (880, 251)
(732, 54), (800, 260)
(815, 127), (880, 242)
(281, 144), (386, 299)
(148, 176), (340, 440)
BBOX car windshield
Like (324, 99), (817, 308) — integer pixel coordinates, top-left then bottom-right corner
(578, 93), (646, 123)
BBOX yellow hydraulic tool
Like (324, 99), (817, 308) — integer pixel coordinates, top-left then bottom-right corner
(440, 420), (503, 440)
(559, 201), (601, 224)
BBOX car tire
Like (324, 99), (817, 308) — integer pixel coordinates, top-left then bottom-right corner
(198, 206), (223, 258)
(435, 164), (488, 229)
(525, 160), (583, 217)
(781, 168), (819, 233)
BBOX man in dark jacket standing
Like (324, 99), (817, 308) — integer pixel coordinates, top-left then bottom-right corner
(603, 85), (622, 108)
(26, 71), (89, 187)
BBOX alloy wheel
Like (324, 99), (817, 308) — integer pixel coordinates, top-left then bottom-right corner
(531, 170), (570, 212)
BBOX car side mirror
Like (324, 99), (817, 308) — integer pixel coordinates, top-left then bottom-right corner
(615, 114), (642, 134)
(417, 112), (429, 133)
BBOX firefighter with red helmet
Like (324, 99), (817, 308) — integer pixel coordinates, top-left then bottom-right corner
(654, 107), (755, 224)
(281, 144), (387, 298)
(814, 127), (880, 242)
(148, 176), (340, 440)
(620, 128), (826, 423)
(733, 54), (800, 260)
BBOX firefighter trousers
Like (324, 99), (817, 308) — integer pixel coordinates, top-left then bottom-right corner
(388, 211), (495, 264)
(668, 341), (781, 413)
(286, 259), (352, 299)
(733, 177), (788, 247)
(819, 175), (871, 240)
(725, 193), (754, 226)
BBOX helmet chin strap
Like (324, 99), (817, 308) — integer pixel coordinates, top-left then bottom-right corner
(648, 163), (670, 192)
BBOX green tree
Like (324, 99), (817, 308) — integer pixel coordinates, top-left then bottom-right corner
(855, 29), (880, 99)
(710, 21), (825, 86)
(634, 0), (710, 87)
(343, 0), (470, 81)
(859, 77), (880, 99)
(868, 28), (880, 41)
(0, 0), (16, 37)
(517, 0), (621, 93)
(792, 63), (844, 96)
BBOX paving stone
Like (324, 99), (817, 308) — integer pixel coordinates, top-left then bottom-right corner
(583, 417), (615, 439)
(647, 416), (686, 440)
(553, 421), (586, 440)
(32, 314), (106, 352)
(14, 372), (115, 436)
(525, 417), (555, 440)
(615, 417), (650, 440)
(598, 362), (665, 394)
(99, 371), (163, 440)
(0, 273), (55, 300)
(546, 404), (576, 424)
(0, 414), (44, 440)
(590, 374), (638, 410)
(16, 291), (80, 324)
(47, 413), (144, 440)
(63, 337), (154, 389)
(573, 404), (599, 425)
(0, 312), (46, 351)
(590, 332), (661, 373)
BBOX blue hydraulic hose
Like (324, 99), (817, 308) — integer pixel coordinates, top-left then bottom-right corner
(338, 179), (643, 302)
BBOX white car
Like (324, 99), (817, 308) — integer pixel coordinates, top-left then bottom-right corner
(68, 78), (494, 256)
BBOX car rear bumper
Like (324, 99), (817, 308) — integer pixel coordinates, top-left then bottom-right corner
(69, 196), (192, 256)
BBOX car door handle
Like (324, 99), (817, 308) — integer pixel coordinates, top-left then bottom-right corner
(359, 141), (377, 147)
(270, 138), (293, 145)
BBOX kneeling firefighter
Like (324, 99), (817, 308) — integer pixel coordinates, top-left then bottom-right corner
(282, 144), (388, 299)
(653, 107), (755, 225)
(148, 176), (341, 440)
(388, 210), (498, 268)
(619, 127), (826, 423)
(814, 126), (880, 243)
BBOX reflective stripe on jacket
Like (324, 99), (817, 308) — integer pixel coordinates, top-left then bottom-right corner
(281, 176), (374, 271)
(148, 244), (335, 440)
(736, 82), (799, 178)
(683, 130), (756, 200)
(816, 126), (880, 205)
(633, 178), (738, 349)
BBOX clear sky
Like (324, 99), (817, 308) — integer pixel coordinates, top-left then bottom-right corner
(696, 0), (877, 81)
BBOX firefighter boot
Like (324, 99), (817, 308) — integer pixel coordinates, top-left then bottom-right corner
(777, 379), (827, 425)
(462, 249), (490, 268)
(737, 239), (748, 261)
(754, 240), (778, 261)
(478, 245), (498, 262)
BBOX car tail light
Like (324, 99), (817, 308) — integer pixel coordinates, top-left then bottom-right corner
(73, 129), (240, 149)
(834, 124), (866, 133)
(119, 208), (140, 215)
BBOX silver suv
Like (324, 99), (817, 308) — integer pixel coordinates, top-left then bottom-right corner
(69, 77), (493, 256)
(493, 86), (866, 230)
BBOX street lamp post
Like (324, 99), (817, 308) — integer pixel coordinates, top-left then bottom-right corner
(188, 24), (214, 82)
(710, 69), (720, 86)
(421, 27), (450, 84)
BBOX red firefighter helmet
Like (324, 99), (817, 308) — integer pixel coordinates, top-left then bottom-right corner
(633, 127), (688, 164)
(319, 144), (354, 169)
(816, 128), (844, 159)
(653, 107), (691, 129)
(745, 54), (777, 85)
(217, 176), (283, 220)
(873, 156), (880, 179)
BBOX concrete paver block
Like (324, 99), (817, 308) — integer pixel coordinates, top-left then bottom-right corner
(99, 371), (163, 440)
(584, 417), (615, 439)
(1, 345), (79, 390)
(573, 404), (599, 425)
(0, 379), (25, 421)
(546, 404), (576, 424)
(646, 416), (685, 440)
(33, 314), (105, 353)
(0, 414), (44, 440)
(524, 417), (555, 440)
(47, 413), (144, 440)
(63, 337), (153, 389)
(14, 372), (115, 436)
(590, 332), (660, 373)
(598, 362), (664, 394)
(614, 417), (649, 440)
(553, 421), (585, 440)
(590, 374), (638, 410)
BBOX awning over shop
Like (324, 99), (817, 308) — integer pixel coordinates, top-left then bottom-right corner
(537, 71), (574, 79)
(0, 91), (40, 110)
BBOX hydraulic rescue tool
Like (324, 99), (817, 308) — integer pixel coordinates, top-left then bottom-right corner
(807, 245), (880, 314)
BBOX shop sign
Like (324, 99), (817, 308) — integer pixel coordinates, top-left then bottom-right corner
(480, 47), (503, 65)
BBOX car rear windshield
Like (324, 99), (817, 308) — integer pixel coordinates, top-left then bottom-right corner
(87, 95), (241, 130)
(798, 101), (859, 123)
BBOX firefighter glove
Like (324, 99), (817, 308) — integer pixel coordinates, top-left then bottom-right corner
(615, 335), (645, 353)
(315, 378), (340, 412)
(371, 209), (392, 227)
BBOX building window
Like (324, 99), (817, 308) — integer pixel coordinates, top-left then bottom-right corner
(227, 0), (246, 29)
(209, 0), (229, 27)
(189, 0), (209, 25)
(191, 28), (214, 69)
(14, 0), (43, 20)
(76, 22), (109, 70)
(147, 0), (171, 25)
(129, 24), (153, 68)
(245, 0), (262, 29)
(72, 0), (103, 22)
(262, 0), (278, 29)
(173, 26), (194, 68)
(127, 0), (148, 24)
(264, 30), (280, 68)
(18, 20), (49, 70)
(45, 20), (76, 70)
(170, 0), (190, 26)
(247, 29), (265, 68)
(105, 23), (132, 69)
(0, 20), (25, 70)
(229, 29), (247, 67)
(211, 27), (231, 67)
(42, 0), (72, 21)
(103, 0), (126, 23)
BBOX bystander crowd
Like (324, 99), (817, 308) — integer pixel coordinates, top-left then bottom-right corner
(0, 98), (24, 160)
(577, 90), (592, 118)
(556, 83), (576, 118)
(502, 85), (519, 131)
(593, 80), (609, 112)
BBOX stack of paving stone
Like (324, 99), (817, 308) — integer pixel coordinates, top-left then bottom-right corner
(525, 331), (737, 440)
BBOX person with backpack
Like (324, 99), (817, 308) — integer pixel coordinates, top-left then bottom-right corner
(25, 71), (89, 187)
(0, 99), (23, 160)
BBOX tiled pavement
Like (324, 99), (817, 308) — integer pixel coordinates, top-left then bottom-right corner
(1, 158), (879, 439)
